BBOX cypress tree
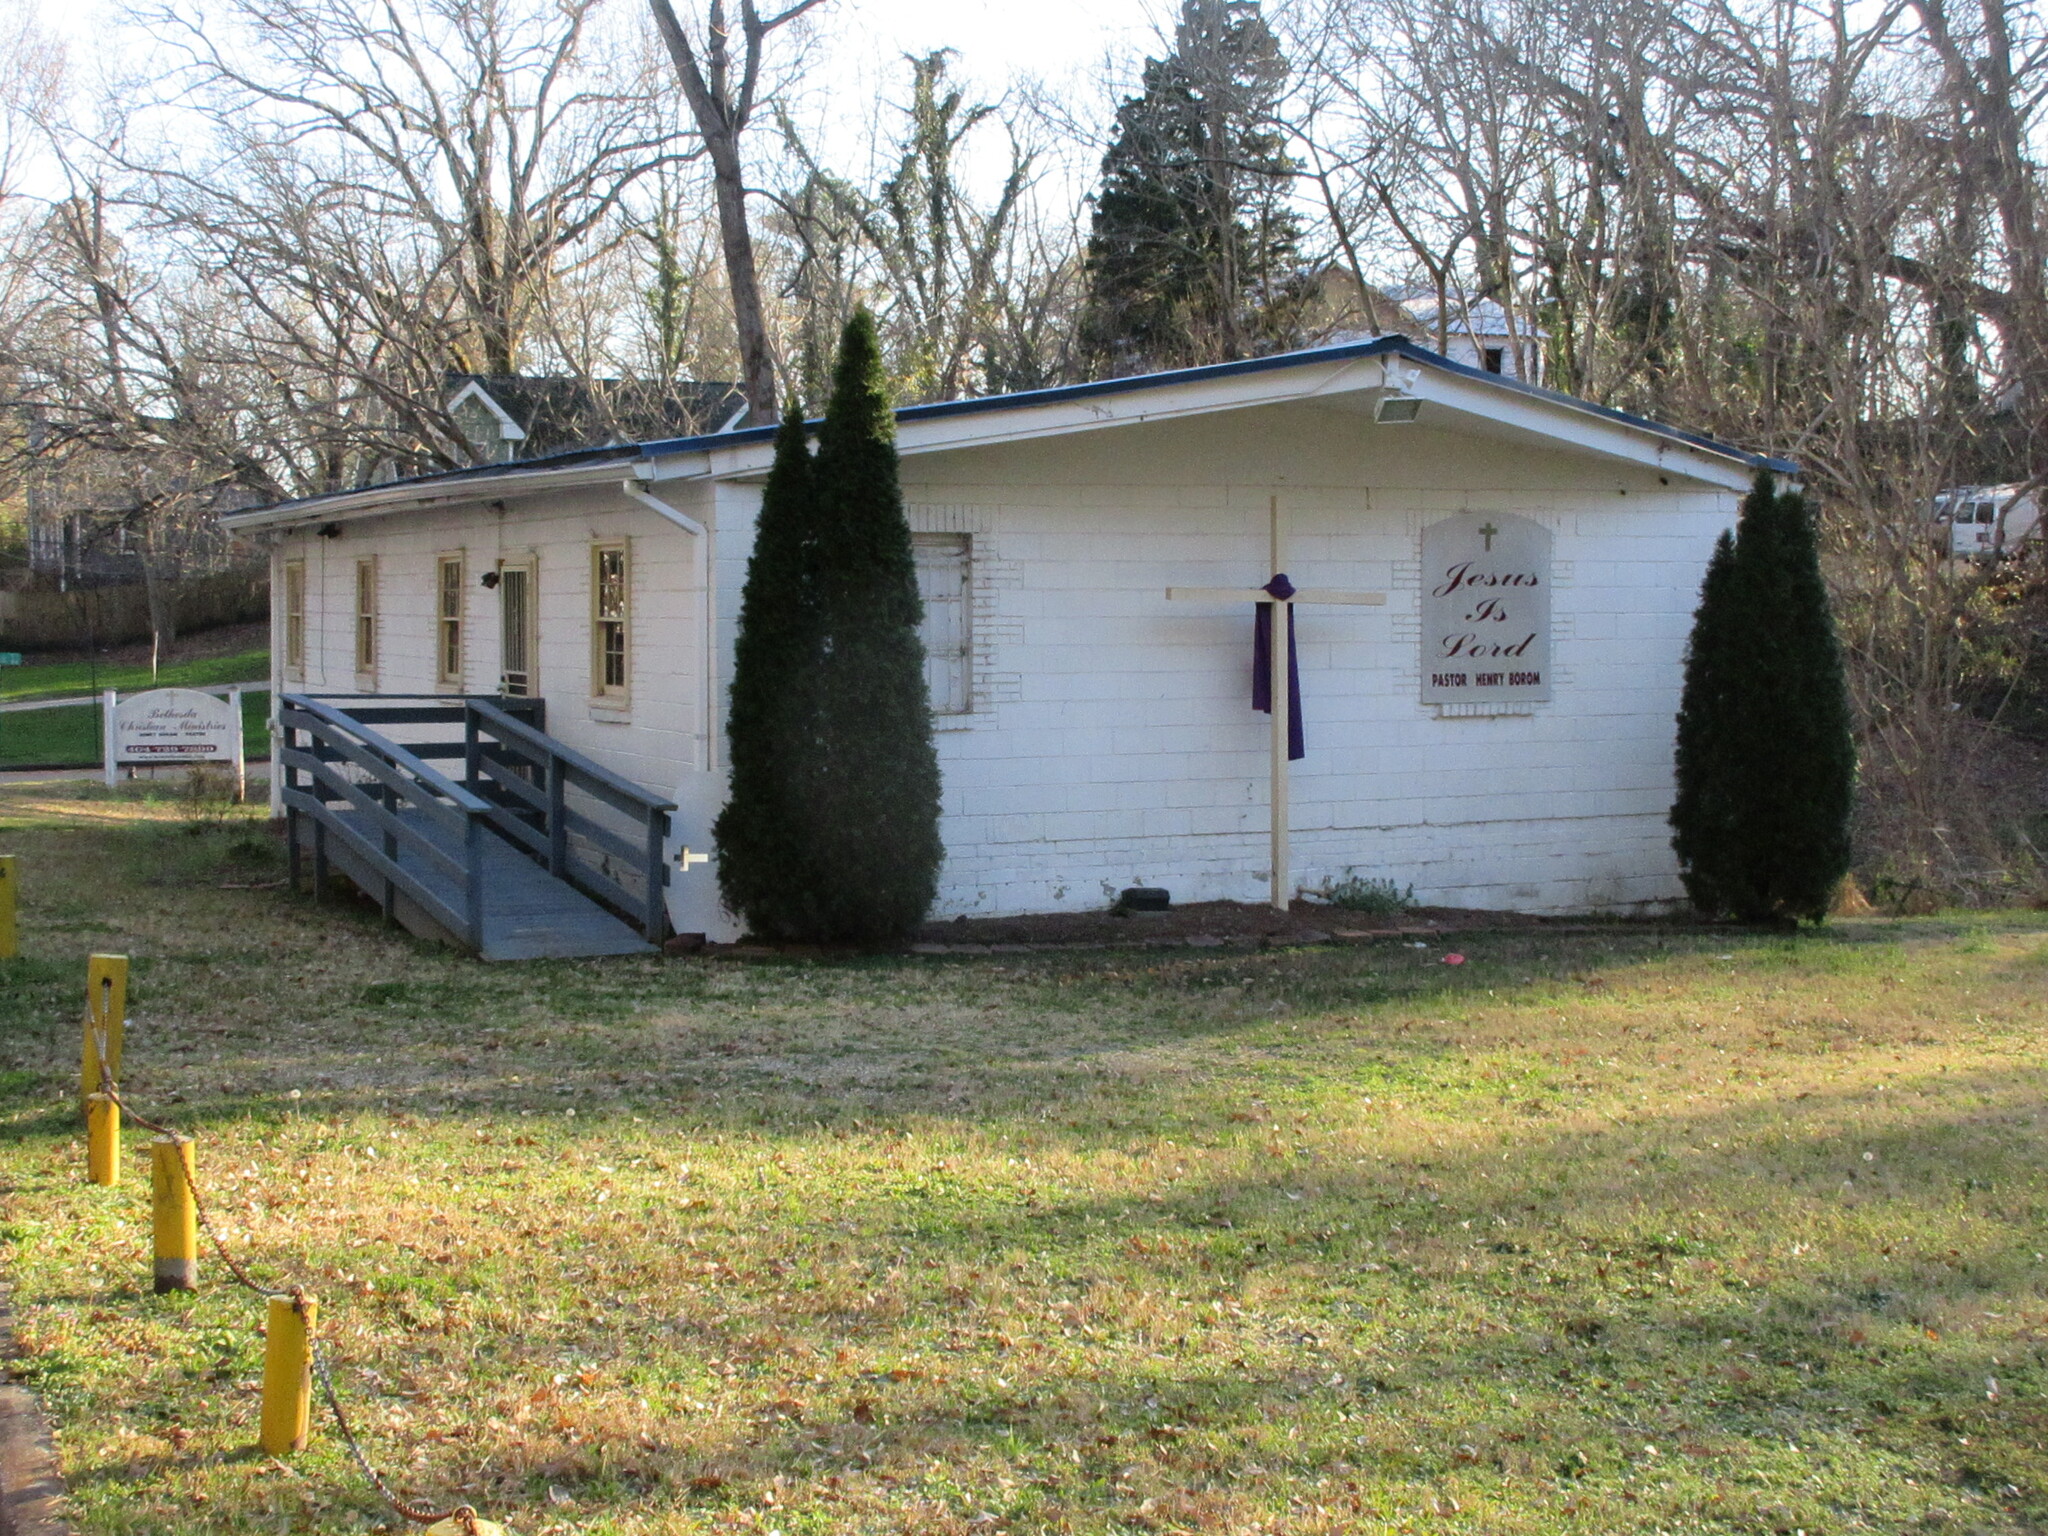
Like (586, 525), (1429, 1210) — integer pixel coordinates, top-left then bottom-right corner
(1670, 527), (1740, 915)
(1079, 0), (1305, 373)
(1670, 472), (1856, 923)
(802, 308), (943, 941)
(715, 402), (828, 936)
(716, 309), (942, 943)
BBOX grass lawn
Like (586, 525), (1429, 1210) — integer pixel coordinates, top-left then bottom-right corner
(0, 692), (271, 769)
(2, 783), (2047, 1534)
(0, 646), (270, 705)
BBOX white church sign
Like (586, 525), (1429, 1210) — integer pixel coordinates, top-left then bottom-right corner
(1420, 513), (1552, 705)
(104, 687), (246, 790)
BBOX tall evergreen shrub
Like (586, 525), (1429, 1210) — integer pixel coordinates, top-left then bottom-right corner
(803, 309), (944, 941)
(1670, 472), (1856, 923)
(714, 311), (943, 942)
(1671, 529), (1739, 915)
(715, 403), (826, 934)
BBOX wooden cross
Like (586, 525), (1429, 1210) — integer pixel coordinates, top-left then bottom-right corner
(1167, 496), (1386, 912)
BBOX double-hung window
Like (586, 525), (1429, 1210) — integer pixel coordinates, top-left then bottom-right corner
(282, 559), (306, 679)
(436, 555), (464, 686)
(591, 542), (629, 702)
(354, 558), (378, 678)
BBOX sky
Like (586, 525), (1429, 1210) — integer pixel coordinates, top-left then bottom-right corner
(21, 0), (1165, 106)
(17, 0), (1165, 201)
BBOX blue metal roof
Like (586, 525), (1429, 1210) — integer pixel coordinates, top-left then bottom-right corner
(229, 336), (1793, 522)
(628, 334), (1796, 473)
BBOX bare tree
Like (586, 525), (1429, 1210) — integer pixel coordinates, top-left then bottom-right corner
(649, 0), (826, 422)
(778, 52), (1037, 403)
(120, 0), (683, 484)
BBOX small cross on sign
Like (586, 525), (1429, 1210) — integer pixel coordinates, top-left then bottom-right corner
(1478, 521), (1499, 551)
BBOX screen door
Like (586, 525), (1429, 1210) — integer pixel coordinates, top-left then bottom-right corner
(499, 559), (537, 696)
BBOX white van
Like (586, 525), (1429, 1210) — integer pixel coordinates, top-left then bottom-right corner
(1932, 483), (2040, 559)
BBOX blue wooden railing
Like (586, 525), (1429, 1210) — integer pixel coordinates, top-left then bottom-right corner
(277, 693), (674, 949)
(277, 695), (494, 950)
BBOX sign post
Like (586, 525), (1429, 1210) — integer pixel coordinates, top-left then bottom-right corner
(0, 655), (19, 786)
(105, 687), (247, 792)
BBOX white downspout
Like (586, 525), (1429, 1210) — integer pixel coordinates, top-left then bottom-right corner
(618, 478), (714, 772)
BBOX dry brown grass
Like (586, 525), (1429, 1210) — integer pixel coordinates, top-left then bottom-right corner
(2, 781), (2048, 1533)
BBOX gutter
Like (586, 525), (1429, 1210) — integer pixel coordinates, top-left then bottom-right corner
(618, 478), (716, 773)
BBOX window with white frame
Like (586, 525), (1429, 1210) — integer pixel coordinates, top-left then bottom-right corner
(591, 542), (629, 701)
(436, 554), (464, 686)
(354, 558), (378, 678)
(283, 559), (306, 679)
(913, 533), (971, 714)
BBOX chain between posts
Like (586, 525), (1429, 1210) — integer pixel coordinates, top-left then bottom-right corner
(87, 1014), (482, 1533)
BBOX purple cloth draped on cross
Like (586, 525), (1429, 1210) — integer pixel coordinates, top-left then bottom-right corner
(1162, 496), (1387, 912)
(1252, 574), (1305, 760)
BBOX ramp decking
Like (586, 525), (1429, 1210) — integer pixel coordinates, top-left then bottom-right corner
(279, 694), (673, 961)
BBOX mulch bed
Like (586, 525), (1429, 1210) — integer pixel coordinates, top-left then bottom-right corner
(683, 900), (1669, 958)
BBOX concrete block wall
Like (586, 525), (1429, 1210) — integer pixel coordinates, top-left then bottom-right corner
(272, 390), (1742, 927)
(886, 400), (1739, 917)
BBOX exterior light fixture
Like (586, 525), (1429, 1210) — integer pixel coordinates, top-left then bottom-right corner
(1375, 353), (1425, 423)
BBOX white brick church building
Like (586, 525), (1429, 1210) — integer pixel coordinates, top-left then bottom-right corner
(223, 338), (1790, 942)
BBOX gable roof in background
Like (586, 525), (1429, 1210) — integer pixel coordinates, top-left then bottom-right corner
(444, 373), (746, 459)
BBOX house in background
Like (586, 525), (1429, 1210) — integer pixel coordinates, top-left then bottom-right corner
(1310, 270), (1547, 383)
(445, 374), (745, 466)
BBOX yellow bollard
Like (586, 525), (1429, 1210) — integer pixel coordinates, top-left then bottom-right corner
(0, 854), (16, 960)
(85, 1094), (119, 1185)
(82, 953), (127, 1103)
(151, 1137), (198, 1293)
(258, 1293), (315, 1455)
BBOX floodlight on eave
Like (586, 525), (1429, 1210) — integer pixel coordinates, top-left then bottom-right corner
(1372, 353), (1425, 423)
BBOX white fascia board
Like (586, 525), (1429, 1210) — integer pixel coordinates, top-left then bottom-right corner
(684, 353), (1758, 490)
(692, 356), (1388, 482)
(218, 457), (647, 533)
(1412, 371), (1761, 492)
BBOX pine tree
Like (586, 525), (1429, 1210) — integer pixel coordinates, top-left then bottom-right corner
(714, 402), (827, 936)
(1670, 473), (1856, 923)
(1079, 0), (1305, 374)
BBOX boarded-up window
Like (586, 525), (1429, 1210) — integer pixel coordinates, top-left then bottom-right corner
(436, 554), (464, 685)
(283, 559), (306, 677)
(913, 533), (971, 714)
(591, 543), (629, 699)
(354, 559), (377, 677)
